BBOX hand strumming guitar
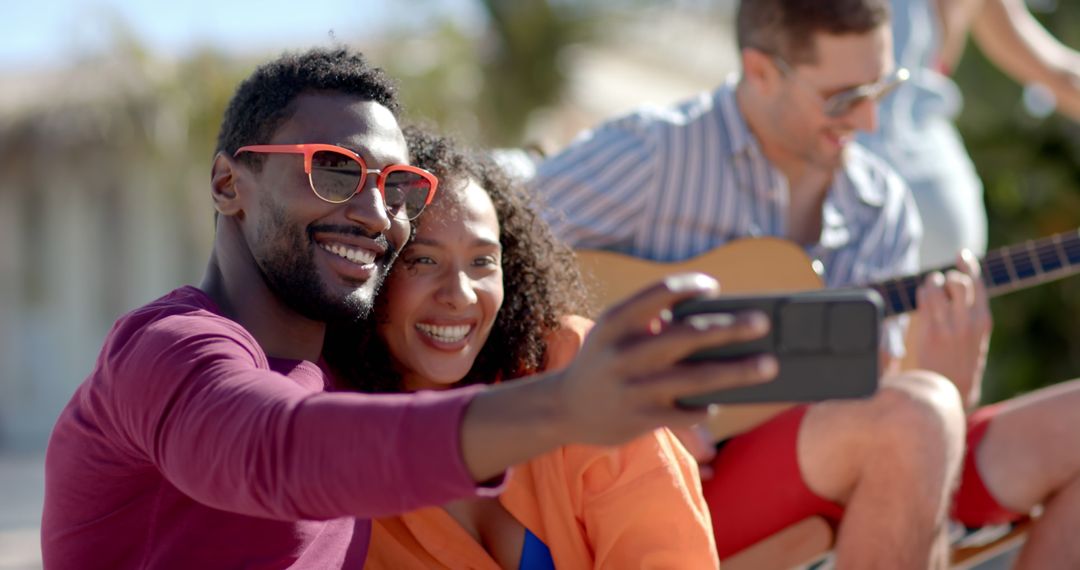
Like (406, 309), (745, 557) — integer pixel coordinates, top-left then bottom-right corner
(911, 250), (993, 409)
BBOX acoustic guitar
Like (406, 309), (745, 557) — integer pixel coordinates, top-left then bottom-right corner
(576, 230), (1080, 440)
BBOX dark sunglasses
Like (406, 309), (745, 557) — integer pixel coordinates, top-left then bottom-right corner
(234, 143), (439, 221)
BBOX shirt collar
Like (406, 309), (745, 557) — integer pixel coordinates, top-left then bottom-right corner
(715, 75), (757, 157)
(838, 145), (888, 207)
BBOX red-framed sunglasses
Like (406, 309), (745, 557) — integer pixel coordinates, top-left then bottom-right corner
(234, 143), (439, 221)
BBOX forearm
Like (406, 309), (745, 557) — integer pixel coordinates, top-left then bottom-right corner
(460, 276), (778, 483)
(897, 335), (982, 411)
(282, 388), (494, 517)
(964, 378), (983, 413)
(972, 0), (1080, 120)
(881, 347), (902, 377)
(149, 369), (491, 520)
(897, 359), (981, 412)
(929, 360), (982, 411)
(459, 373), (571, 481)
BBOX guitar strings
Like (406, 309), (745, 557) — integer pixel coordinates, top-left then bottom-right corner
(872, 230), (1080, 316)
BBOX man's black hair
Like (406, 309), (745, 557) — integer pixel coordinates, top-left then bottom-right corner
(215, 47), (401, 166)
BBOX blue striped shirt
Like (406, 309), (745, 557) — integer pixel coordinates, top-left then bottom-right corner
(533, 78), (922, 354)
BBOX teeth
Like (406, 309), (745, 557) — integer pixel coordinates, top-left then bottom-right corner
(320, 243), (376, 265)
(416, 323), (471, 343)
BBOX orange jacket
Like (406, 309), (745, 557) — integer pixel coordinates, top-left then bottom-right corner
(365, 316), (718, 569)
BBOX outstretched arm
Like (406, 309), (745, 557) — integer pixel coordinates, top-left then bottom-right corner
(972, 0), (1080, 120)
(115, 276), (769, 521)
(459, 273), (776, 481)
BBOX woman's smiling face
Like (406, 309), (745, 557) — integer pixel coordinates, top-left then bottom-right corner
(377, 179), (504, 391)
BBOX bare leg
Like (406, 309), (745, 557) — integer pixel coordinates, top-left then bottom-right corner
(799, 371), (965, 570)
(974, 380), (1080, 568)
(928, 526), (951, 570)
(1017, 476), (1080, 567)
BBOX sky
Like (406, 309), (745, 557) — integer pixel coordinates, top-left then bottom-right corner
(0, 0), (485, 72)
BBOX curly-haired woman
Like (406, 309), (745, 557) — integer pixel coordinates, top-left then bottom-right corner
(323, 126), (718, 569)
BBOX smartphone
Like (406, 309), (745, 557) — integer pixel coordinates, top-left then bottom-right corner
(673, 288), (883, 407)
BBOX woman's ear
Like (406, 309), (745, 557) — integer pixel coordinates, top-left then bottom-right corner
(211, 152), (245, 217)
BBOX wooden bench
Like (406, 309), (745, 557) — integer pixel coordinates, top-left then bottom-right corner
(715, 517), (1030, 569)
(720, 517), (833, 570)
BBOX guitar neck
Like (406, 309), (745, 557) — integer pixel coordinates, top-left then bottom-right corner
(869, 229), (1080, 317)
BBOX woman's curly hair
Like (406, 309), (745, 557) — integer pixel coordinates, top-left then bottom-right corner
(324, 125), (592, 393)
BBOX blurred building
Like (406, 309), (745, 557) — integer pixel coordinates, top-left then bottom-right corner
(0, 53), (222, 452)
(528, 8), (739, 150)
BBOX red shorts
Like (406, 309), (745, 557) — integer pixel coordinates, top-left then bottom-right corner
(702, 403), (1023, 558)
(951, 403), (1021, 527)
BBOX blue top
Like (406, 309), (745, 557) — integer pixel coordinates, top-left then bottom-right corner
(519, 529), (555, 570)
(856, 0), (987, 268)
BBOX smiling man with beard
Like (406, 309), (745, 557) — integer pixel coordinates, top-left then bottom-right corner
(40, 48), (777, 569)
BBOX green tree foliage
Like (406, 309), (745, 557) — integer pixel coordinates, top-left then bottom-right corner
(383, 0), (649, 145)
(473, 0), (593, 144)
(953, 2), (1080, 402)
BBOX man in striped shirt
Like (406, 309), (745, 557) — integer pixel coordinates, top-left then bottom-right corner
(539, 0), (1080, 565)
(532, 0), (1009, 567)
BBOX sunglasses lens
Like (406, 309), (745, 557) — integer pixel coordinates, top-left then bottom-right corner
(311, 150), (364, 202)
(827, 70), (908, 118)
(826, 94), (864, 117)
(382, 170), (433, 220)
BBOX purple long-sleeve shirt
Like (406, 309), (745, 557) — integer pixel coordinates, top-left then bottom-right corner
(42, 286), (502, 569)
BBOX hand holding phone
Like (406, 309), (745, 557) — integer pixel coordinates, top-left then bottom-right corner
(673, 289), (883, 407)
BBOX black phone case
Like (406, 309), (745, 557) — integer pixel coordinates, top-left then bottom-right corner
(672, 289), (883, 407)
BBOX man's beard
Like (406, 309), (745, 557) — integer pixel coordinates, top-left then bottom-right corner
(253, 199), (398, 326)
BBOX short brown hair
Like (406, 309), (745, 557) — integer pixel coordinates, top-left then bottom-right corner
(736, 0), (891, 64)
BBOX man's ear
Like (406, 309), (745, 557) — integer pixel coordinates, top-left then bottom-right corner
(741, 47), (778, 93)
(211, 152), (245, 217)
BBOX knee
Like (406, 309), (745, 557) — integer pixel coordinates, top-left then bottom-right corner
(873, 371), (966, 460)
